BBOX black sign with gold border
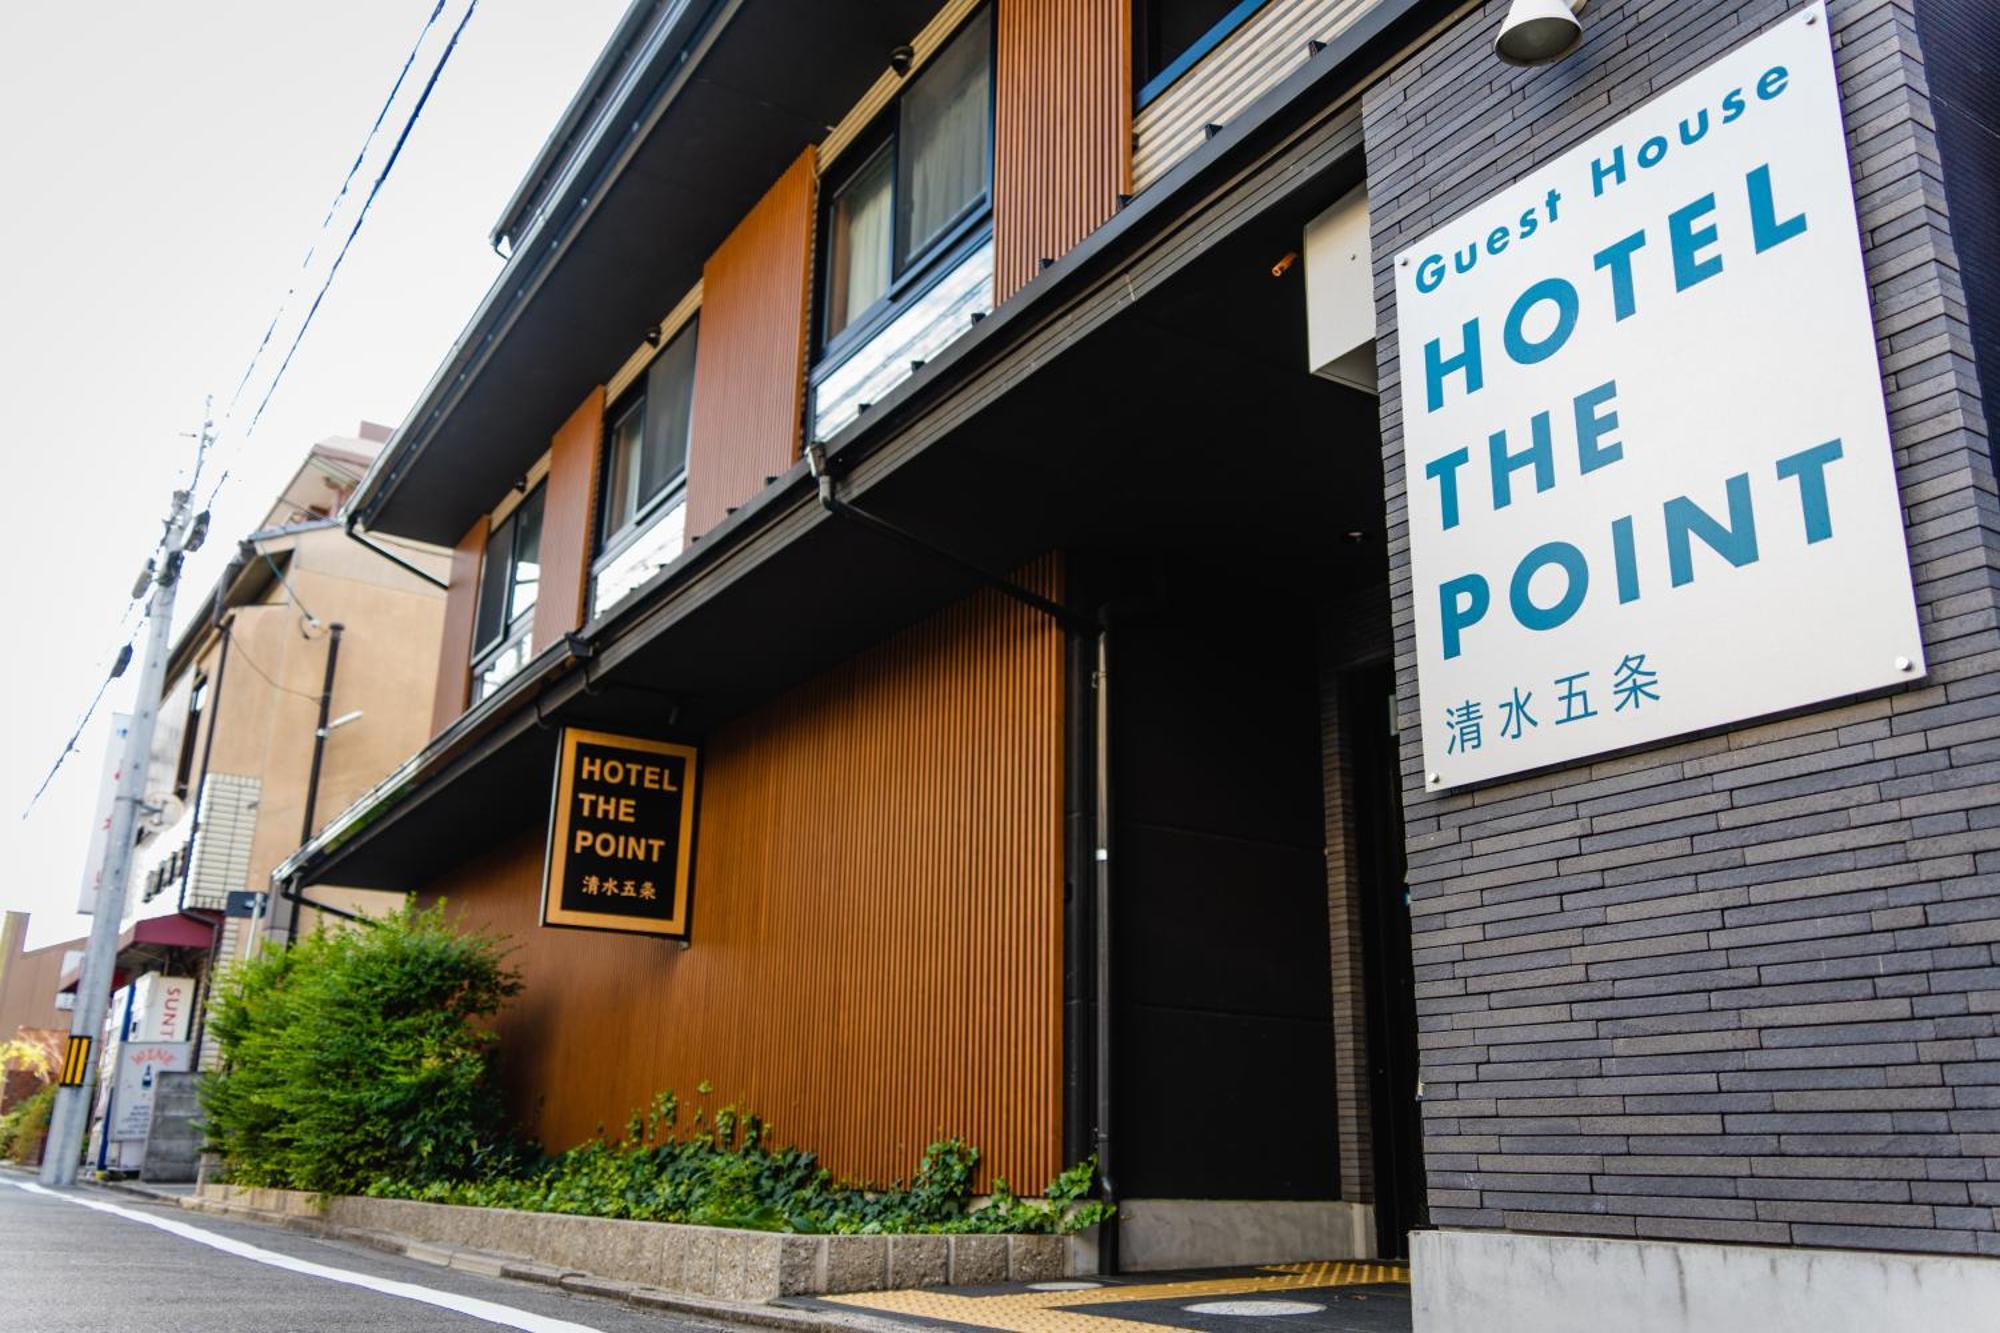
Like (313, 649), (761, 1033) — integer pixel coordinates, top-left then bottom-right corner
(541, 727), (699, 938)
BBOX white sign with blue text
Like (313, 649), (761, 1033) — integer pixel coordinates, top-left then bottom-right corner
(1394, 3), (1923, 790)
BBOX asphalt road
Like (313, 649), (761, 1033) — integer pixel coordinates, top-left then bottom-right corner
(0, 1175), (725, 1333)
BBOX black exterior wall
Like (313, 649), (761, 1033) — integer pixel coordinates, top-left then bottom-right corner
(1096, 558), (1341, 1202)
(1914, 0), (2000, 466)
(1368, 0), (2000, 1256)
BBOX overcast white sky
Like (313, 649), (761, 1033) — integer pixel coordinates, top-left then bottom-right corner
(0, 1), (628, 948)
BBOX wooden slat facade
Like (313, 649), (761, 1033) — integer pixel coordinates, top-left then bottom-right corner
(431, 517), (486, 734)
(533, 388), (607, 654)
(423, 558), (1066, 1190)
(684, 150), (817, 542)
(993, 0), (1131, 302)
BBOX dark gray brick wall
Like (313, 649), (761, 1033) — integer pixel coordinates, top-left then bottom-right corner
(1363, 0), (2000, 1256)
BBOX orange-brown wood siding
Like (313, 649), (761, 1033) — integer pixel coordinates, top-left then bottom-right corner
(431, 517), (487, 734)
(993, 0), (1131, 303)
(423, 558), (1065, 1190)
(534, 388), (607, 653)
(684, 150), (816, 542)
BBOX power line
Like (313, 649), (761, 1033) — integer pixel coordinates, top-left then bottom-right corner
(27, 5), (481, 811)
(226, 1), (450, 417)
(20, 631), (140, 819)
(241, 0), (482, 440)
(262, 552), (322, 630)
(223, 630), (325, 705)
(21, 416), (216, 820)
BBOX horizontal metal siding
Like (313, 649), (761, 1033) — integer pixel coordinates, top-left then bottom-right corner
(422, 557), (1065, 1190)
(1132, 0), (1380, 191)
(994, 0), (1131, 302)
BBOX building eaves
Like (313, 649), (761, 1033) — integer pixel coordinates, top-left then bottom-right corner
(347, 0), (969, 547)
(280, 0), (1450, 889)
(488, 0), (674, 253)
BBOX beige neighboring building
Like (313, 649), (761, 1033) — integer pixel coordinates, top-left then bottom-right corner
(68, 425), (450, 1176)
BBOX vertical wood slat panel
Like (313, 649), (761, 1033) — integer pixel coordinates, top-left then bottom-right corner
(993, 0), (1131, 303)
(533, 387), (607, 655)
(684, 150), (817, 542)
(430, 518), (486, 735)
(423, 557), (1065, 1190)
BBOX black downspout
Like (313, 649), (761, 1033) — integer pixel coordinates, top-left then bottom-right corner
(1092, 617), (1118, 1274)
(180, 617), (233, 1064)
(805, 443), (1119, 1268)
(280, 874), (364, 924)
(286, 623), (344, 946)
(343, 514), (448, 589)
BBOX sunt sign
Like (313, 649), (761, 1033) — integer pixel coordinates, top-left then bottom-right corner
(1393, 3), (1922, 790)
(542, 728), (699, 937)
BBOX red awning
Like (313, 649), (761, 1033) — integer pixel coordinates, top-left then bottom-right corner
(57, 912), (219, 994)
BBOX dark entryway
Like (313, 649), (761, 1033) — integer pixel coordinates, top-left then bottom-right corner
(1104, 570), (1339, 1201)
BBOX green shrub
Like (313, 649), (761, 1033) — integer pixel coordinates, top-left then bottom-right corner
(369, 1088), (1110, 1236)
(0, 1082), (55, 1163)
(201, 902), (521, 1193)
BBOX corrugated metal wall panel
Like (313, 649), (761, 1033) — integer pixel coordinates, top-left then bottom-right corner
(685, 150), (817, 542)
(430, 517), (485, 734)
(1131, 0), (1380, 192)
(994, 0), (1131, 302)
(533, 388), (606, 655)
(423, 557), (1065, 1190)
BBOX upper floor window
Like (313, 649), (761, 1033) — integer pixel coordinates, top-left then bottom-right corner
(821, 8), (992, 351)
(600, 317), (698, 551)
(471, 483), (544, 700)
(173, 674), (206, 801)
(1135, 0), (1266, 107)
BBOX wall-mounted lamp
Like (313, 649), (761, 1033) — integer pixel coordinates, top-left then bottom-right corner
(315, 710), (364, 739)
(888, 43), (915, 76)
(1494, 0), (1586, 66)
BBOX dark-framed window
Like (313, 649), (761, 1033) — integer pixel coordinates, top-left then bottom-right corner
(599, 316), (698, 555)
(1134, 0), (1267, 109)
(472, 483), (544, 674)
(819, 6), (993, 355)
(173, 673), (206, 801)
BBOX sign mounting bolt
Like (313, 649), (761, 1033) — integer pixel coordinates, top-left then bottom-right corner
(1895, 656), (1913, 672)
(1427, 771), (1441, 785)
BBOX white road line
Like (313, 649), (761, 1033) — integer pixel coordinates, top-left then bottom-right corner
(3, 1179), (608, 1333)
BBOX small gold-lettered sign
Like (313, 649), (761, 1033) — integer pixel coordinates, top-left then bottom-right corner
(542, 727), (698, 938)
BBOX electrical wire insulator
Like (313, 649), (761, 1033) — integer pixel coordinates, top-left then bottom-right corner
(131, 559), (156, 600)
(186, 510), (211, 553)
(110, 645), (133, 678)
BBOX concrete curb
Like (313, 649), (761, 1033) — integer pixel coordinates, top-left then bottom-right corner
(173, 1187), (1028, 1333)
(91, 1177), (196, 1207)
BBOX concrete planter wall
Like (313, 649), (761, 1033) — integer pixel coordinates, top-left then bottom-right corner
(192, 1184), (1081, 1300)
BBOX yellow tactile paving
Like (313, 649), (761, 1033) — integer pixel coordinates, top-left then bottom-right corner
(823, 1260), (1410, 1333)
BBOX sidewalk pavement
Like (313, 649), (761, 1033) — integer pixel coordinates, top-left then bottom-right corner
(62, 1172), (1413, 1333)
(800, 1260), (1412, 1333)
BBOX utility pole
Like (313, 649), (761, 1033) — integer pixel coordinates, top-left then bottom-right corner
(42, 436), (209, 1186)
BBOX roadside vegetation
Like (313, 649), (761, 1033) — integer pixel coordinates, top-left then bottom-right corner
(0, 1082), (55, 1164)
(368, 1088), (1108, 1235)
(201, 903), (521, 1194)
(203, 904), (1107, 1234)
